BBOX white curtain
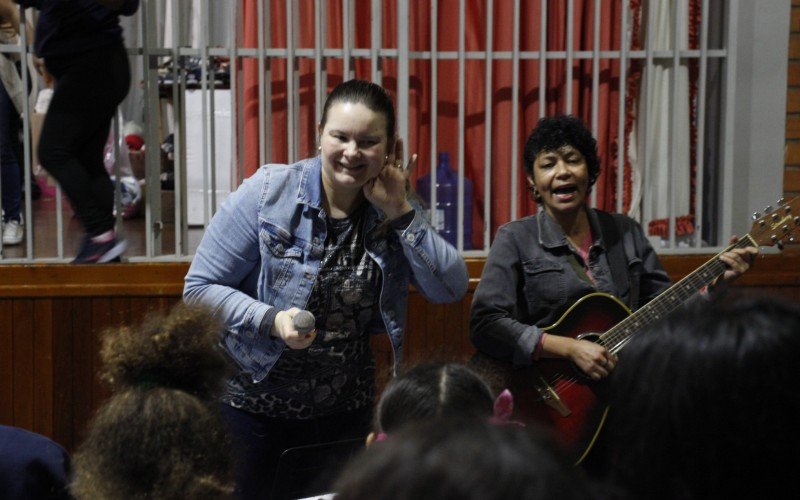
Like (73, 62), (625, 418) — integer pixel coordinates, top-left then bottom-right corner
(630, 0), (692, 240)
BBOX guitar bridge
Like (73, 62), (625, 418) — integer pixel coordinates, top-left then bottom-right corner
(536, 377), (571, 417)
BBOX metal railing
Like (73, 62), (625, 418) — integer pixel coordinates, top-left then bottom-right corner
(0, 0), (742, 262)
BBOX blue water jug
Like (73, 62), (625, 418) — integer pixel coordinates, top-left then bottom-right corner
(416, 152), (473, 249)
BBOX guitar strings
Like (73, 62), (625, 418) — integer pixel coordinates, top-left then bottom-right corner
(596, 251), (732, 352)
(541, 238), (755, 393)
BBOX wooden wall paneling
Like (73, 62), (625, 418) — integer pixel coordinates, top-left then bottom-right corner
(110, 297), (131, 332)
(402, 293), (427, 364)
(460, 291), (476, 358)
(434, 301), (452, 360)
(90, 298), (113, 412)
(52, 298), (75, 450)
(427, 298), (446, 361)
(440, 299), (468, 361)
(425, 295), (448, 362)
(33, 299), (54, 438)
(129, 296), (179, 325)
(12, 299), (34, 429)
(128, 297), (152, 327)
(0, 300), (13, 423)
(0, 257), (799, 450)
(71, 297), (96, 448)
(0, 263), (189, 298)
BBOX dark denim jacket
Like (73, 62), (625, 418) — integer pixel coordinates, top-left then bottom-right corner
(184, 157), (468, 383)
(469, 209), (671, 366)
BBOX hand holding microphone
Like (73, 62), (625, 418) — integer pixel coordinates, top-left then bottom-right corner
(271, 307), (316, 349)
(292, 310), (315, 334)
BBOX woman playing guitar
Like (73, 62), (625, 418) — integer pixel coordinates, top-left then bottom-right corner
(469, 116), (757, 449)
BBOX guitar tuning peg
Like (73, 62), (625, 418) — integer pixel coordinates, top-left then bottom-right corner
(777, 197), (786, 205)
(777, 241), (785, 251)
(765, 205), (774, 213)
(752, 212), (761, 220)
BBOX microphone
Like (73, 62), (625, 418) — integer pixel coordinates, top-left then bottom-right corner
(292, 310), (316, 334)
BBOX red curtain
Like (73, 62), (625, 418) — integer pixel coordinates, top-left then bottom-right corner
(239, 0), (637, 248)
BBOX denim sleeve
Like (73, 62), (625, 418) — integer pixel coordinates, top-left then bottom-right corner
(395, 203), (468, 303)
(469, 225), (542, 366)
(183, 170), (280, 347)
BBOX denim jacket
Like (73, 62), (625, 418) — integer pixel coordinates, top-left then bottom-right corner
(469, 209), (671, 367)
(184, 157), (468, 383)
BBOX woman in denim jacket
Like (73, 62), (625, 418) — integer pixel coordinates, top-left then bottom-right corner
(470, 115), (756, 382)
(184, 79), (468, 499)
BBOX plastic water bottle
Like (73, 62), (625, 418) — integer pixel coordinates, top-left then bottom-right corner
(416, 152), (473, 249)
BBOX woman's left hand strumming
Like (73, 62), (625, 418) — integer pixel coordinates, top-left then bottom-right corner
(364, 138), (417, 220)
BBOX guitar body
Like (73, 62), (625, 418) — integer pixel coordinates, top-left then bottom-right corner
(472, 292), (631, 462)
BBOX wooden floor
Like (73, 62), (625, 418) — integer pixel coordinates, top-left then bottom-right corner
(0, 185), (205, 262)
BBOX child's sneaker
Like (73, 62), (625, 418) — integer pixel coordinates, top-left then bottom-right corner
(2, 218), (24, 245)
(72, 231), (127, 264)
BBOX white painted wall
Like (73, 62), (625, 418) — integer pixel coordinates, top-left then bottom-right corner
(731, 0), (791, 239)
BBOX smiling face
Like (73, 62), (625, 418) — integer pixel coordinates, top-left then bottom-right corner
(528, 144), (590, 218)
(319, 101), (390, 197)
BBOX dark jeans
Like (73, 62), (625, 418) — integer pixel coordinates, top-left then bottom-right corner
(38, 43), (130, 236)
(0, 71), (22, 222)
(220, 403), (372, 500)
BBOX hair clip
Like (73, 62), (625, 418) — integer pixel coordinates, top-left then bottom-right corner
(491, 389), (515, 423)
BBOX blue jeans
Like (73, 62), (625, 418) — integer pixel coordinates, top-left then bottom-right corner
(0, 76), (21, 222)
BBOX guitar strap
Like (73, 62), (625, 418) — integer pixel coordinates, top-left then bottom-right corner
(596, 211), (638, 307)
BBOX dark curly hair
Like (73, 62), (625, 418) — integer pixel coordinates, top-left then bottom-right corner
(523, 115), (600, 187)
(70, 304), (235, 499)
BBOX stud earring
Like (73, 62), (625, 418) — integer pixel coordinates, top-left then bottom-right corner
(529, 185), (541, 201)
(318, 145), (322, 152)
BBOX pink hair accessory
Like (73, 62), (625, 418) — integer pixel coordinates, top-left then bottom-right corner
(491, 389), (515, 423)
(491, 389), (525, 427)
(375, 432), (389, 442)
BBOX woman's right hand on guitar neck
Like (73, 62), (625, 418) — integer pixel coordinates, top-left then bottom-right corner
(541, 334), (617, 381)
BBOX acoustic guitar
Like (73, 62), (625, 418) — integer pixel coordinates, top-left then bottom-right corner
(473, 197), (800, 464)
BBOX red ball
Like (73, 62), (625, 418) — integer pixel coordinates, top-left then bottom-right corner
(125, 134), (145, 151)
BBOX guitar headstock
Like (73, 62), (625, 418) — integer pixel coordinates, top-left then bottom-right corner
(748, 197), (800, 248)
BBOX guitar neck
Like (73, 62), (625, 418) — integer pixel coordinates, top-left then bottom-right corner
(598, 235), (756, 354)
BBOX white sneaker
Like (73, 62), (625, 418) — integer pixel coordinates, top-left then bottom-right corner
(2, 219), (24, 245)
